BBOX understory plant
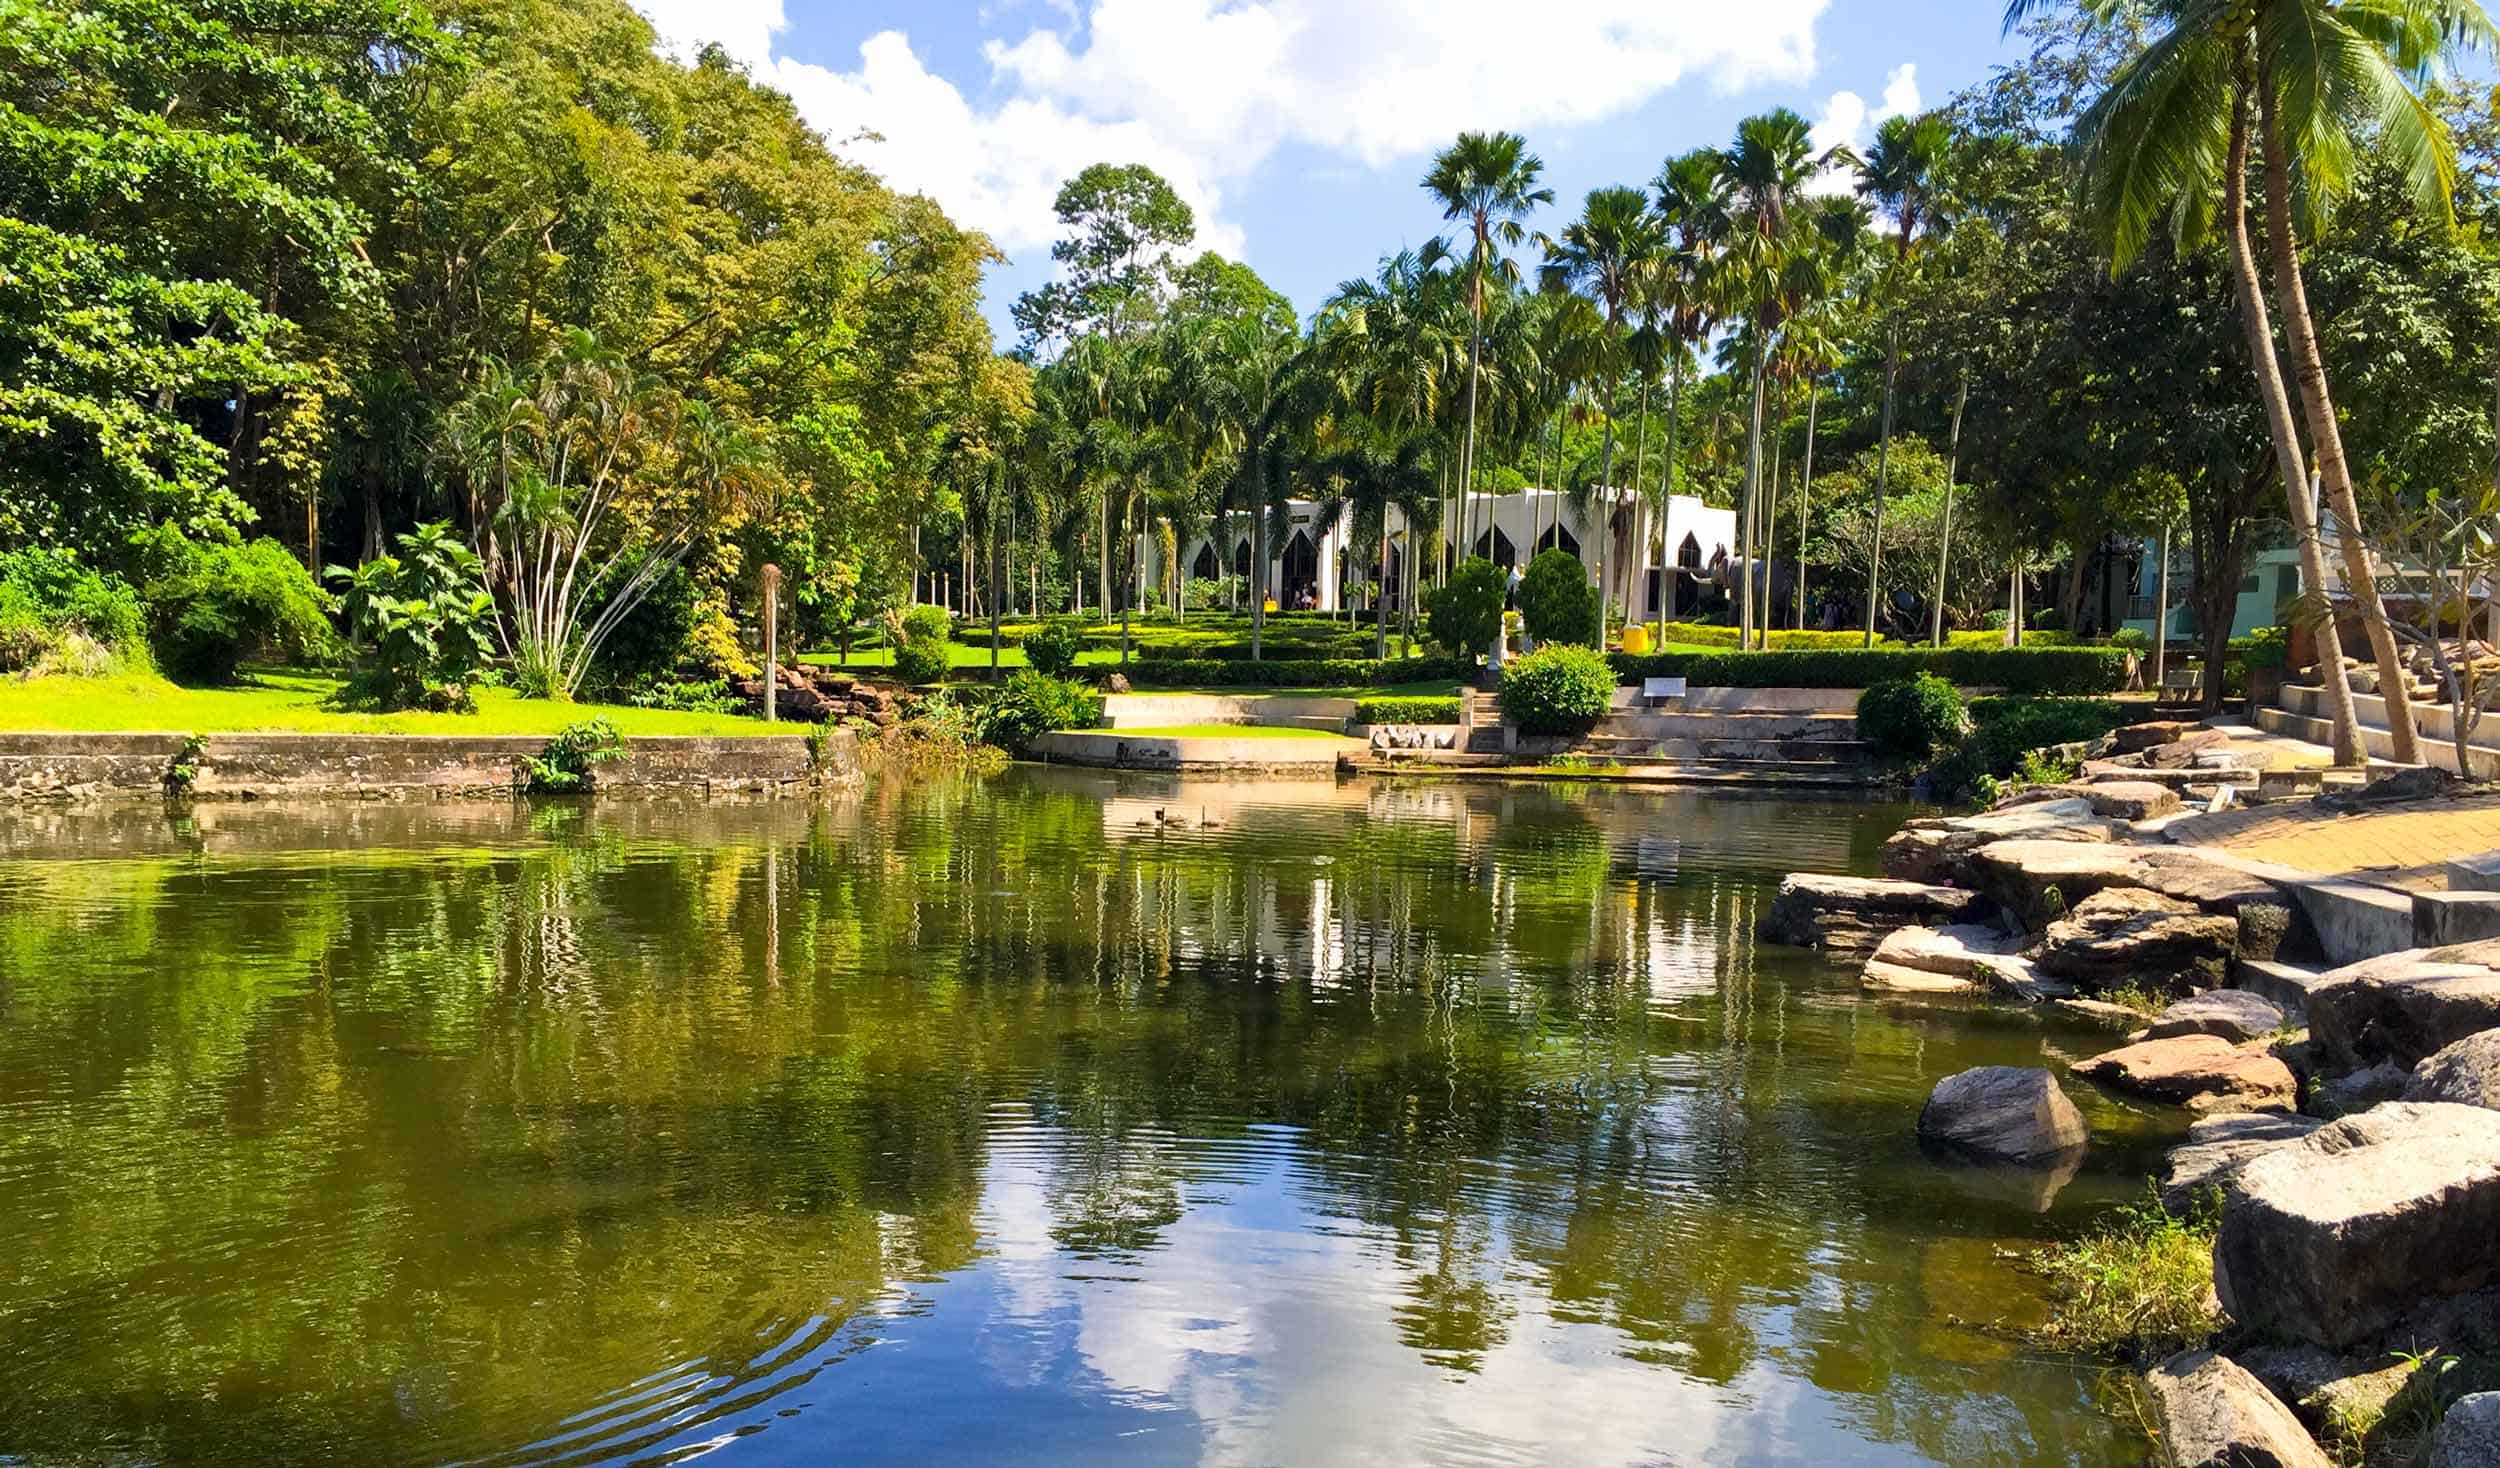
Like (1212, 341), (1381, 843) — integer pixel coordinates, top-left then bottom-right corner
(973, 670), (1102, 754)
(137, 530), (334, 683)
(519, 718), (625, 793)
(1517, 548), (1598, 648)
(0, 547), (147, 673)
(1857, 673), (1969, 759)
(1022, 620), (1084, 678)
(331, 522), (497, 711)
(1426, 556), (1506, 662)
(1498, 644), (1614, 734)
(2029, 1187), (2217, 1363)
(890, 604), (953, 685)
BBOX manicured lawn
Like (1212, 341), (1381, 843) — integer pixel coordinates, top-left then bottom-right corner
(1105, 724), (1351, 739)
(0, 669), (780, 736)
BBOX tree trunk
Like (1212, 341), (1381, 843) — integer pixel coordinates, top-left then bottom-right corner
(2152, 520), (2171, 694)
(1763, 393), (1783, 635)
(1251, 464), (1267, 661)
(1595, 382), (1619, 652)
(1865, 319), (1901, 647)
(2230, 78), (2363, 763)
(1658, 356), (1683, 649)
(2257, 70), (2415, 763)
(1930, 373), (1968, 647)
(1462, 289), (1485, 558)
(1629, 373), (1653, 636)
(1375, 515), (1391, 659)
(1740, 342), (1767, 651)
(1797, 383), (1818, 630)
(1099, 498), (1111, 625)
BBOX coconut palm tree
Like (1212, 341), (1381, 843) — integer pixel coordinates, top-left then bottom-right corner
(1422, 131), (1555, 562)
(2005, 0), (2496, 762)
(1542, 185), (1665, 650)
(1649, 148), (1733, 644)
(1853, 110), (1951, 648)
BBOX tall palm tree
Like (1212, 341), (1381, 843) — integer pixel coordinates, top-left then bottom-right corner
(1649, 148), (1733, 644)
(1853, 110), (1950, 647)
(1542, 185), (1665, 650)
(2009, 0), (2496, 762)
(1422, 131), (1554, 563)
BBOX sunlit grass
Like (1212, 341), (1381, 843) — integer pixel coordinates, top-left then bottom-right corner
(0, 669), (780, 737)
(1103, 724), (1350, 739)
(2029, 1189), (2218, 1362)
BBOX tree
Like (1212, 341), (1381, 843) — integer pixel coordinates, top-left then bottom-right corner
(1541, 186), (1664, 649)
(1011, 163), (1197, 352)
(1422, 132), (1554, 563)
(1854, 111), (1951, 648)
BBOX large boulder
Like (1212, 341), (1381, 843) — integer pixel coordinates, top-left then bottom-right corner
(1968, 840), (2154, 929)
(2163, 1113), (2328, 1211)
(2145, 728), (2230, 769)
(1756, 874), (1990, 954)
(2214, 1102), (2500, 1347)
(1872, 923), (2021, 979)
(2407, 1030), (2500, 1110)
(2075, 779), (2185, 820)
(2115, 720), (2198, 754)
(2072, 1034), (2297, 1113)
(2035, 888), (2238, 991)
(2235, 1343), (2423, 1446)
(2141, 1349), (2333, 1468)
(2308, 940), (2500, 1070)
(2146, 989), (2287, 1044)
(1916, 1066), (2089, 1163)
(1877, 799), (2114, 885)
(2432, 1393), (2500, 1468)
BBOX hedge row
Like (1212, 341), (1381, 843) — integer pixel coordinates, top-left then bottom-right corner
(1354, 696), (1462, 725)
(1117, 656), (1474, 688)
(1607, 646), (2130, 695)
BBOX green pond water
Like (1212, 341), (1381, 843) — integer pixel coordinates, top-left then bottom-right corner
(0, 770), (2173, 1467)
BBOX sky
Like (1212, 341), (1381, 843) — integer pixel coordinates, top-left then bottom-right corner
(627, 0), (2032, 343)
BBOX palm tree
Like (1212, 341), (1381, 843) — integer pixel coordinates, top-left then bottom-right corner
(1649, 148), (1732, 644)
(1422, 131), (1554, 564)
(1541, 186), (1663, 650)
(2009, 0), (2495, 762)
(1854, 110), (1950, 648)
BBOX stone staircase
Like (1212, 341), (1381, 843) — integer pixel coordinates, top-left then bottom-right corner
(1447, 696), (1878, 786)
(2255, 683), (2499, 777)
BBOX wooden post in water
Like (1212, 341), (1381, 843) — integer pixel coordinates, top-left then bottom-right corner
(762, 563), (781, 723)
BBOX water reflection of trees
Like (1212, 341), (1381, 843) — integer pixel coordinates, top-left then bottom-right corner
(0, 779), (2115, 1466)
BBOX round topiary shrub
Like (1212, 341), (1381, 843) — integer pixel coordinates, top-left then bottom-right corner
(1517, 548), (1598, 648)
(900, 604), (953, 644)
(892, 635), (952, 685)
(1023, 620), (1084, 678)
(1498, 644), (1616, 735)
(1857, 673), (1970, 759)
(1427, 556), (1507, 660)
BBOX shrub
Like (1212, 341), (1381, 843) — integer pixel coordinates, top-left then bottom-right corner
(1922, 696), (2132, 804)
(139, 532), (335, 683)
(329, 522), (496, 711)
(2108, 626), (2153, 654)
(1517, 549), (1598, 647)
(1023, 620), (1085, 677)
(623, 675), (740, 714)
(975, 670), (1102, 753)
(2029, 1188), (2218, 1363)
(892, 636), (952, 685)
(900, 604), (953, 644)
(1355, 696), (1461, 725)
(0, 547), (147, 670)
(1499, 644), (1615, 734)
(520, 718), (625, 793)
(1857, 674), (1969, 759)
(1119, 655), (1474, 689)
(1606, 646), (2131, 695)
(1426, 556), (1505, 660)
(2238, 625), (2289, 670)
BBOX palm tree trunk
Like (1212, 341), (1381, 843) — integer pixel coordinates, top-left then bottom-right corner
(1763, 396), (1783, 635)
(1462, 293), (1486, 558)
(2228, 79), (2363, 763)
(1740, 342), (1767, 651)
(1375, 515), (1391, 659)
(1796, 382), (1817, 630)
(1658, 356), (1682, 649)
(1099, 499), (1111, 626)
(1251, 462), (1268, 661)
(1865, 319), (1900, 648)
(2256, 71), (2419, 764)
(1629, 374), (1653, 635)
(1595, 389), (1619, 652)
(1929, 373), (1968, 647)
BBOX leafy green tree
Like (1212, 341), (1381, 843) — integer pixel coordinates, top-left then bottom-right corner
(1428, 556), (1507, 660)
(1517, 548), (1599, 647)
(1011, 163), (1197, 351)
(1423, 132), (1554, 558)
(1542, 186), (1663, 648)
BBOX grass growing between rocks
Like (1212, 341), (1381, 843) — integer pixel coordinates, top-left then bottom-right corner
(2030, 1189), (2219, 1363)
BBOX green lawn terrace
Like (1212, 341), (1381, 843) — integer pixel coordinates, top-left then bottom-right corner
(0, 669), (777, 737)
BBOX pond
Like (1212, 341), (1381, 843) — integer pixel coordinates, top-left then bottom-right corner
(0, 771), (2168, 1466)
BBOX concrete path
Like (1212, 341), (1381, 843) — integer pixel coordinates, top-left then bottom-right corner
(2164, 792), (2500, 891)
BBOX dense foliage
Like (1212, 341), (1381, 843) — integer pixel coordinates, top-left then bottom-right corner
(1498, 645), (1616, 734)
(1120, 656), (1474, 689)
(139, 535), (335, 683)
(1855, 675), (1970, 759)
(1427, 558), (1507, 660)
(1609, 646), (2130, 694)
(974, 671), (1103, 754)
(1517, 550), (1599, 647)
(0, 548), (147, 672)
(1355, 696), (1463, 725)
(1923, 697), (2133, 803)
(332, 523), (496, 710)
(519, 718), (626, 793)
(1022, 621), (1085, 678)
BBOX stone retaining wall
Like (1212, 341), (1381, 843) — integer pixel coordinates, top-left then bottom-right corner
(0, 731), (851, 802)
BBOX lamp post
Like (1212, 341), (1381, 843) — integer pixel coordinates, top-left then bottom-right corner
(761, 563), (781, 723)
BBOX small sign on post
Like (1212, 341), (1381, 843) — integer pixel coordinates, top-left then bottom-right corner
(761, 563), (781, 724)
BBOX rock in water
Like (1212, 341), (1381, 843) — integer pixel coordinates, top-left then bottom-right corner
(1917, 1066), (2088, 1163)
(1967, 840), (2148, 928)
(1871, 923), (2021, 979)
(2142, 1349), (2333, 1468)
(2214, 1102), (2500, 1347)
(1876, 798), (2114, 885)
(2308, 940), (2500, 1070)
(2072, 1035), (2297, 1113)
(1755, 874), (1989, 954)
(2035, 888), (2237, 991)
(2431, 1393), (2500, 1468)
(2407, 1031), (2500, 1110)
(2146, 990), (2287, 1044)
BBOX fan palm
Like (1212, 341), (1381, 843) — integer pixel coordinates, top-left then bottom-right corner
(1422, 131), (1554, 563)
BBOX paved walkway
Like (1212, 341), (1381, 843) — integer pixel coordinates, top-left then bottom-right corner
(2165, 792), (2500, 890)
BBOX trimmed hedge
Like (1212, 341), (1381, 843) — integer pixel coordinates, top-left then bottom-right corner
(1499, 644), (1615, 734)
(1607, 646), (2129, 695)
(1857, 674), (1969, 759)
(1119, 655), (1475, 688)
(1355, 696), (1461, 725)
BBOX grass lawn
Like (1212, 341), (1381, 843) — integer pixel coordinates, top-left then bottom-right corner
(0, 669), (780, 737)
(1105, 724), (1350, 739)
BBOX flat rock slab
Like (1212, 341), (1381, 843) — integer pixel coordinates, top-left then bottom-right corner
(2036, 887), (2238, 991)
(2216, 1102), (2500, 1347)
(1757, 874), (1990, 954)
(1862, 958), (1977, 994)
(1972, 951), (2077, 1002)
(2056, 997), (2148, 1030)
(2308, 940), (2500, 1070)
(2407, 1030), (2500, 1110)
(2072, 1034), (2297, 1113)
(2236, 1343), (2422, 1444)
(1872, 923), (2021, 979)
(2115, 720), (2199, 754)
(1917, 1065), (2089, 1163)
(2147, 989), (2287, 1044)
(2163, 1113), (2328, 1212)
(1879, 799), (2114, 884)
(2143, 1349), (2333, 1468)
(2078, 779), (2184, 820)
(1969, 840), (2151, 927)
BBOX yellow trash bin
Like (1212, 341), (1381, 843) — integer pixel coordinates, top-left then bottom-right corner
(1262, 596), (1279, 613)
(1621, 624), (1653, 655)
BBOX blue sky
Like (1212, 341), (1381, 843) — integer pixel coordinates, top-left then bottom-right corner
(631, 1), (2028, 341)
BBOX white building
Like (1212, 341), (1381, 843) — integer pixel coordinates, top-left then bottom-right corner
(1157, 487), (1739, 617)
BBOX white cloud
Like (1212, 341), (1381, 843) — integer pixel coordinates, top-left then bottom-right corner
(633, 0), (1833, 269)
(1804, 62), (1921, 195)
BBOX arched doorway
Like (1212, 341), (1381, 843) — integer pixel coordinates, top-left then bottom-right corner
(1674, 532), (1703, 616)
(1536, 523), (1582, 561)
(1470, 527), (1518, 569)
(1191, 542), (1219, 581)
(1281, 531), (1318, 607)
